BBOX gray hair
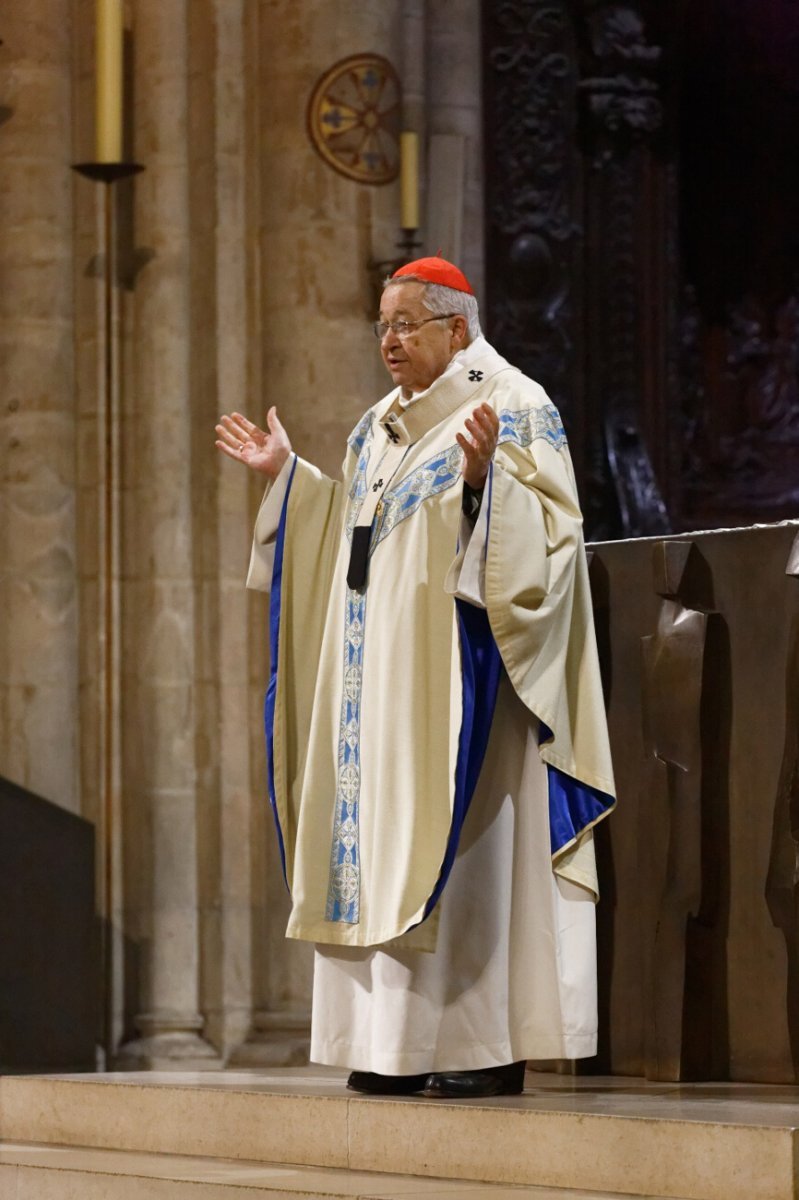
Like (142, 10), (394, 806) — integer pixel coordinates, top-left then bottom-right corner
(383, 275), (482, 341)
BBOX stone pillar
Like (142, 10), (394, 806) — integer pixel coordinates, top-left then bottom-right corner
(194, 0), (261, 1060)
(0, 5), (79, 813)
(426, 1), (484, 300)
(115, 0), (219, 1069)
(231, 0), (405, 1066)
(402, 2), (427, 145)
(255, 0), (403, 477)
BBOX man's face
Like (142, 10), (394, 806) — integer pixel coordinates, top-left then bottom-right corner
(378, 281), (467, 395)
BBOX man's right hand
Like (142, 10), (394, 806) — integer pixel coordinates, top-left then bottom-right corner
(215, 407), (292, 479)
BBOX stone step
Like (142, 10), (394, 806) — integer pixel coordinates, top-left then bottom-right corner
(0, 1142), (640, 1200)
(0, 1068), (795, 1200)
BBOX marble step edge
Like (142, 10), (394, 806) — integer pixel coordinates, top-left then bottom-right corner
(0, 1075), (796, 1200)
(0, 1141), (590, 1200)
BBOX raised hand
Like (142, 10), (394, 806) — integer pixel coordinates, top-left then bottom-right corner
(215, 407), (292, 479)
(456, 403), (499, 489)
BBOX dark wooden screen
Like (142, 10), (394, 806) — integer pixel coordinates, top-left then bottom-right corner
(483, 0), (799, 539)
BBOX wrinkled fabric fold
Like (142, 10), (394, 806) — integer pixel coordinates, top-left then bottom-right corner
(247, 337), (615, 942)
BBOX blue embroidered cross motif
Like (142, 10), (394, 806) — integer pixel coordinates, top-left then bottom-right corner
(468, 370), (484, 382)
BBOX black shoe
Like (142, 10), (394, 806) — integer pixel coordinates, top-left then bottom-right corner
(347, 1070), (429, 1095)
(422, 1060), (527, 1099)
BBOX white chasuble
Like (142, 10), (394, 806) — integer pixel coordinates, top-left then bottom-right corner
(247, 337), (615, 1067)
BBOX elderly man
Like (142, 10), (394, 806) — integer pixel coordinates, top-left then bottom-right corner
(216, 256), (614, 1099)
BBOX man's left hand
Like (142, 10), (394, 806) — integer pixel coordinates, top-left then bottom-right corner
(456, 403), (499, 490)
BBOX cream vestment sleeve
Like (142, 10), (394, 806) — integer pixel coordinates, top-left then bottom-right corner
(246, 454), (294, 592)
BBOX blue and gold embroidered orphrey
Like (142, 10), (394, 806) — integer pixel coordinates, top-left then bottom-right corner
(321, 401), (571, 923)
(325, 587), (366, 923)
(498, 403), (567, 452)
(369, 404), (566, 558)
(372, 445), (462, 552)
(347, 411), (374, 458)
(247, 337), (615, 949)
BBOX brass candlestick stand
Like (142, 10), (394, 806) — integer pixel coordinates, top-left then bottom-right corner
(72, 158), (144, 1063)
(369, 226), (423, 299)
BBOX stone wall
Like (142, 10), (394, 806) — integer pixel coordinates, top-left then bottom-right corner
(0, 6), (79, 814)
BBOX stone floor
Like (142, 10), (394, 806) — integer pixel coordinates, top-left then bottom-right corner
(1, 1068), (798, 1199)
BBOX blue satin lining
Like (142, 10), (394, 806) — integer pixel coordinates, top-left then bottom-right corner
(422, 598), (503, 920)
(264, 458), (297, 890)
(539, 721), (614, 854)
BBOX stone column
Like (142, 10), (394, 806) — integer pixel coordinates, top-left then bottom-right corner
(193, 0), (261, 1060)
(402, 1), (426, 135)
(426, 1), (485, 300)
(115, 0), (219, 1069)
(231, 0), (405, 1066)
(0, 5), (79, 813)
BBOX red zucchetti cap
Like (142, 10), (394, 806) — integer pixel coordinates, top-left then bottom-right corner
(391, 255), (475, 295)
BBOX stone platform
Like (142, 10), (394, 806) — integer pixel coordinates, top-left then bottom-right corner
(1, 1068), (799, 1199)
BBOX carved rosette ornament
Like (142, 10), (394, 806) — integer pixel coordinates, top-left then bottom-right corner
(307, 54), (401, 185)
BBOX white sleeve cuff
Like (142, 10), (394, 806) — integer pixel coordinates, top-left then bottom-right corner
(444, 487), (489, 609)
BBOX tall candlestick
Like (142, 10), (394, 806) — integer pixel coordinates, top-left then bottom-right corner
(400, 131), (419, 230)
(95, 0), (123, 163)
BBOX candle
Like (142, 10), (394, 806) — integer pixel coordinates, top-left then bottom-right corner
(95, 0), (123, 163)
(400, 131), (419, 231)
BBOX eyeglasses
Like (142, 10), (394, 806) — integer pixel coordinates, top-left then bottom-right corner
(372, 314), (460, 339)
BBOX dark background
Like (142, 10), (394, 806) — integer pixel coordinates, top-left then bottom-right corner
(482, 0), (799, 540)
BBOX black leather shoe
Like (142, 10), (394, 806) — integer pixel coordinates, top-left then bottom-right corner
(347, 1070), (428, 1095)
(422, 1060), (527, 1099)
